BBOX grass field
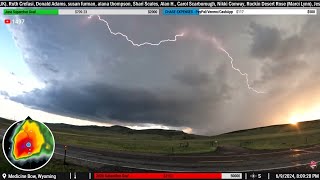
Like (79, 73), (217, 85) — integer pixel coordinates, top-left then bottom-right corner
(213, 120), (320, 149)
(1, 117), (320, 155)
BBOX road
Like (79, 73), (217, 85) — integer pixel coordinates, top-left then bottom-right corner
(53, 144), (320, 172)
(1, 128), (319, 172)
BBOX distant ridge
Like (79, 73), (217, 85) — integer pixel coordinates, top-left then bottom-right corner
(41, 121), (202, 138)
(218, 119), (320, 137)
(1, 117), (320, 137)
(0, 117), (196, 137)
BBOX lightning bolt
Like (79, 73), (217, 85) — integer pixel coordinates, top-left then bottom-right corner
(88, 15), (184, 46)
(88, 15), (265, 93)
(220, 48), (264, 93)
(210, 37), (265, 94)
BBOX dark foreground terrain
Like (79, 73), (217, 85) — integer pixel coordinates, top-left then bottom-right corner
(1, 117), (320, 172)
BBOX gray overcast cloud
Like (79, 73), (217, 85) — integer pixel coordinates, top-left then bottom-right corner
(4, 14), (320, 135)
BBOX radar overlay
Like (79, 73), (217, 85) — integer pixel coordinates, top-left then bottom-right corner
(2, 117), (55, 171)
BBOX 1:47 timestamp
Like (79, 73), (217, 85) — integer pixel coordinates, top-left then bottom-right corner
(4, 18), (25, 25)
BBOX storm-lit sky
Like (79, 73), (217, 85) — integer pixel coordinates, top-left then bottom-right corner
(1, 13), (320, 135)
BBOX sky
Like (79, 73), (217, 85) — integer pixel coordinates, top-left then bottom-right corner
(1, 13), (320, 135)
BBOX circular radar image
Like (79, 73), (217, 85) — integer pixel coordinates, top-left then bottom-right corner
(2, 117), (55, 171)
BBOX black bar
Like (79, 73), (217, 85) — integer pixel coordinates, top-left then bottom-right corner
(0, 1), (320, 7)
(263, 172), (320, 180)
(0, 172), (88, 180)
(245, 172), (320, 180)
(0, 172), (319, 180)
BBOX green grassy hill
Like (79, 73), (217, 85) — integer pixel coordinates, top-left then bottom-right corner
(0, 118), (211, 154)
(47, 123), (201, 138)
(220, 120), (320, 136)
(1, 117), (320, 153)
(213, 120), (320, 149)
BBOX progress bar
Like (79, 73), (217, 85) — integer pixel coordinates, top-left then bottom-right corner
(3, 8), (316, 16)
(3, 9), (159, 15)
(162, 8), (317, 15)
(94, 173), (242, 179)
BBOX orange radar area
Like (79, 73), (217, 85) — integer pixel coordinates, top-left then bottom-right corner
(12, 120), (45, 160)
(3, 117), (55, 171)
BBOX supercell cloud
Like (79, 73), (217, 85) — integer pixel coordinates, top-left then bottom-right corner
(4, 14), (320, 134)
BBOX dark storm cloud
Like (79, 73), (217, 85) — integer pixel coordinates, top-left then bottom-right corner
(40, 63), (60, 74)
(249, 22), (307, 61)
(4, 15), (249, 132)
(173, 65), (212, 87)
(11, 81), (231, 127)
(5, 13), (320, 134)
(257, 60), (308, 86)
(249, 22), (281, 59)
(249, 20), (311, 91)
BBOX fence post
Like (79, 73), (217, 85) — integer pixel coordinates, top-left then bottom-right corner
(64, 145), (67, 165)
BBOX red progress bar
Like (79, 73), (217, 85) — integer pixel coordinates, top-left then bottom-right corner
(94, 173), (223, 179)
